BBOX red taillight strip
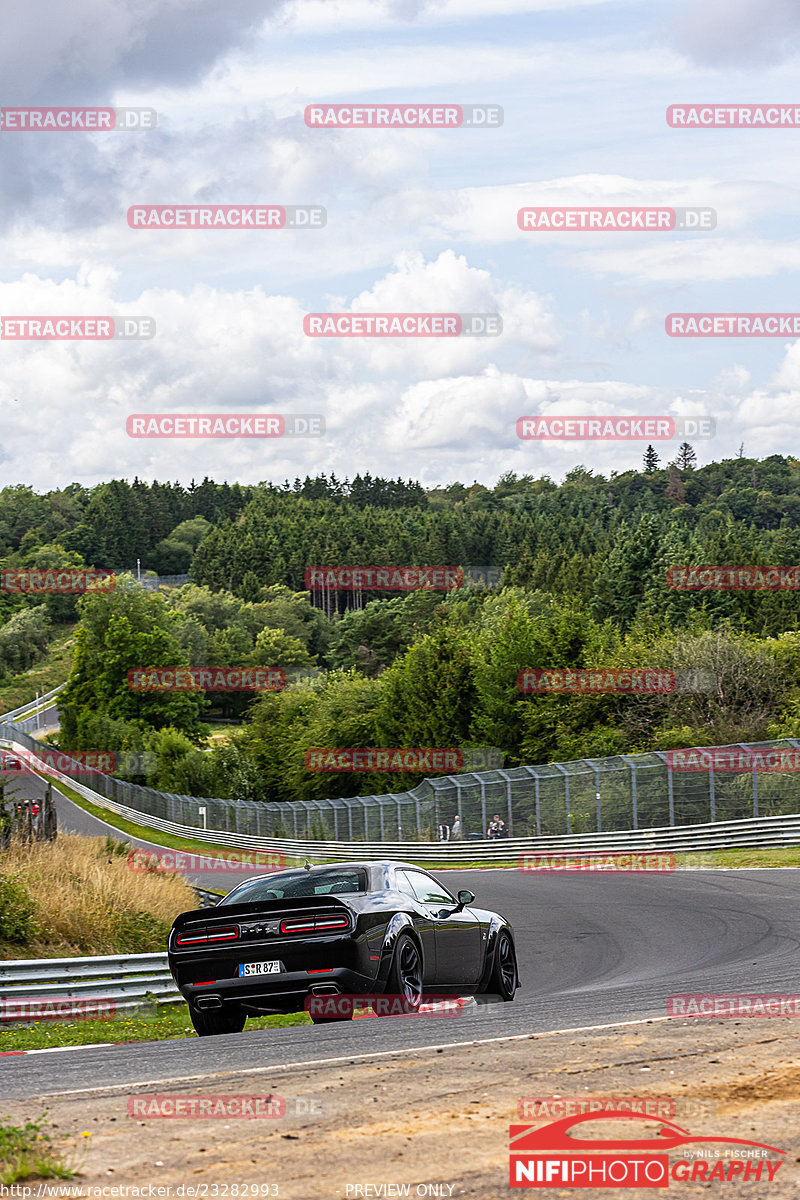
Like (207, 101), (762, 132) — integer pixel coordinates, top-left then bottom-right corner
(176, 931), (208, 946)
(176, 924), (239, 946)
(281, 919), (315, 934)
(281, 913), (350, 935)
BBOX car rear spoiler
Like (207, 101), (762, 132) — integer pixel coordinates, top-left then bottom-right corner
(172, 893), (355, 931)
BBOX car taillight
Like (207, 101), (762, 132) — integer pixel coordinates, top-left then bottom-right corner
(315, 915), (350, 931)
(176, 931), (208, 946)
(207, 925), (239, 942)
(280, 914), (350, 935)
(281, 918), (316, 934)
(175, 924), (239, 946)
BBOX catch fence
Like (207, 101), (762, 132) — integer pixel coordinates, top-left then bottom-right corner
(2, 724), (800, 843)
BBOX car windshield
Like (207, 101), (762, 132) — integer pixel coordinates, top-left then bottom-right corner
(219, 867), (368, 904)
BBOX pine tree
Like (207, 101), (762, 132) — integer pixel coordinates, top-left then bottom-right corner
(665, 465), (686, 504)
(643, 445), (660, 473)
(674, 443), (697, 470)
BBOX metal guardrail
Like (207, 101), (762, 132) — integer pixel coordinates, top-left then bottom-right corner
(6, 718), (800, 843)
(6, 725), (800, 859)
(11, 741), (800, 861)
(0, 887), (217, 1024)
(1, 683), (65, 726)
(0, 952), (180, 1021)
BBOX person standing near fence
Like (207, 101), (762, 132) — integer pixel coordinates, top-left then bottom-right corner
(487, 812), (507, 839)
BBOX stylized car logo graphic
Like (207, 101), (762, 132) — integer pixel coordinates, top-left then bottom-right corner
(510, 1112), (785, 1155)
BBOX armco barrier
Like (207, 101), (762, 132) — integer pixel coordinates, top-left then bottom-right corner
(5, 722), (800, 843)
(5, 724), (800, 858)
(0, 886), (217, 1024)
(0, 683), (66, 726)
(0, 952), (180, 1020)
(8, 737), (800, 860)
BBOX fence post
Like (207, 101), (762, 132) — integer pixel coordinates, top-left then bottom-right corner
(517, 766), (540, 836)
(589, 762), (601, 833)
(621, 755), (638, 830)
(653, 752), (674, 825)
(753, 761), (758, 818)
(738, 743), (760, 818)
(552, 763), (570, 833)
(497, 769), (517, 836)
(451, 776), (463, 832)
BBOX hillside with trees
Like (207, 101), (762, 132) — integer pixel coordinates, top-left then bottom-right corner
(7, 451), (787, 803)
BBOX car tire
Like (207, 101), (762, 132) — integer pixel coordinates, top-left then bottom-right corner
(189, 1005), (246, 1036)
(487, 930), (518, 1001)
(386, 933), (423, 1013)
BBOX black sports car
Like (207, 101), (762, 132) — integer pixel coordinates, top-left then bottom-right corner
(168, 860), (519, 1036)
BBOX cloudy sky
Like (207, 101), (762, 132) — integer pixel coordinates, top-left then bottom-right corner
(2, 0), (800, 490)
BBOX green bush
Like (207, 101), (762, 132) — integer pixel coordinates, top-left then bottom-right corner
(0, 875), (39, 944)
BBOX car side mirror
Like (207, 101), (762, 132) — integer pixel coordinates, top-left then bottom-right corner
(457, 889), (475, 909)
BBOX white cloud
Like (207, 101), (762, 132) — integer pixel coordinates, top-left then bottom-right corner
(272, 0), (627, 37)
(672, 0), (800, 67)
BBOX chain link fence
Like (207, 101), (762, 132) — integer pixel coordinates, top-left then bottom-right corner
(119, 572), (191, 589)
(3, 723), (800, 843)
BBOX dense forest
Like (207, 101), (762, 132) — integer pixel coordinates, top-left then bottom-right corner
(4, 451), (800, 804)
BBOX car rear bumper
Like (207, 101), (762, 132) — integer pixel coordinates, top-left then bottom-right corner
(180, 966), (380, 1015)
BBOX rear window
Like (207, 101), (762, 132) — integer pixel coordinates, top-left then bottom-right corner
(219, 867), (368, 904)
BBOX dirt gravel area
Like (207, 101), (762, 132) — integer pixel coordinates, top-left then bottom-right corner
(6, 1017), (800, 1197)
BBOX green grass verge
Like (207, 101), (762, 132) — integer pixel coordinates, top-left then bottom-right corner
(0, 1115), (76, 1184)
(695, 845), (800, 868)
(0, 1001), (310, 1053)
(0, 624), (76, 717)
(49, 779), (310, 869)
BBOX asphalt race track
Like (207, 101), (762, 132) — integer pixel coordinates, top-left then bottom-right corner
(5, 786), (800, 1101)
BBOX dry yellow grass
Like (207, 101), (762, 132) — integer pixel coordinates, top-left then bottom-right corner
(0, 834), (196, 957)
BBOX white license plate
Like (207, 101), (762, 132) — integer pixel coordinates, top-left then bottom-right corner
(239, 960), (281, 977)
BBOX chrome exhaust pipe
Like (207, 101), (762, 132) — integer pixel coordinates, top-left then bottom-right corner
(195, 995), (223, 1010)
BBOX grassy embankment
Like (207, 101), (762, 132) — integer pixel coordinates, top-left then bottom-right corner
(0, 624), (76, 716)
(0, 833), (311, 1051)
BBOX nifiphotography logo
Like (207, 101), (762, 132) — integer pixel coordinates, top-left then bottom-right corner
(509, 1110), (785, 1187)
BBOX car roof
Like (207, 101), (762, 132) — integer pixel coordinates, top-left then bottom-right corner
(222, 861), (435, 890)
(263, 860), (427, 873)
